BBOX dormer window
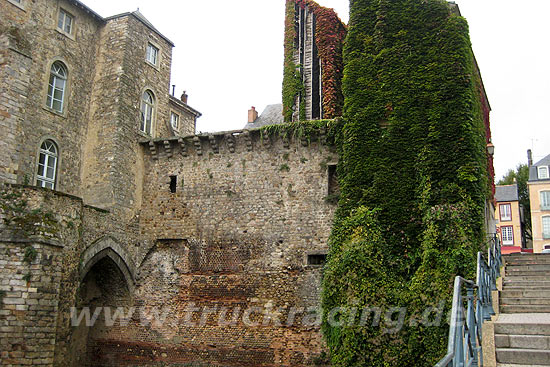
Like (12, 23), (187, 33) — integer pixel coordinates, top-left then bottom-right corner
(146, 43), (159, 66)
(57, 9), (74, 35)
(539, 166), (549, 179)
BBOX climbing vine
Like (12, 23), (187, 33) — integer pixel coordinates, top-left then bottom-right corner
(282, 0), (346, 121)
(321, 0), (491, 365)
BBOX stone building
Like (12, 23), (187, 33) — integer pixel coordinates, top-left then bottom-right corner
(0, 0), (335, 365)
(0, 0), (495, 366)
(528, 152), (550, 253)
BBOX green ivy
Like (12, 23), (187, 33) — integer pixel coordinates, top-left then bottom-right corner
(321, 0), (489, 365)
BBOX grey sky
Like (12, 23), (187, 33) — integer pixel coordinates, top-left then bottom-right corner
(87, 0), (550, 180)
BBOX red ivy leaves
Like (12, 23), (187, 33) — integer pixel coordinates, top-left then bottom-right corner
(288, 0), (347, 119)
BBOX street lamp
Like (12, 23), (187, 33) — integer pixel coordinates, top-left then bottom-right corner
(486, 142), (495, 156)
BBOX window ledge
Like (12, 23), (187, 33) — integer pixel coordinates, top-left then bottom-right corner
(42, 105), (67, 118)
(55, 28), (75, 41)
(543, 233), (550, 240)
(145, 60), (160, 71)
(7, 0), (25, 11)
(541, 206), (550, 211)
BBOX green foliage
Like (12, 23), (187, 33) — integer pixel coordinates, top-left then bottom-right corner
(322, 0), (490, 365)
(498, 164), (531, 240)
(1, 189), (59, 238)
(279, 164), (290, 172)
(23, 273), (32, 282)
(24, 245), (38, 263)
(0, 290), (5, 305)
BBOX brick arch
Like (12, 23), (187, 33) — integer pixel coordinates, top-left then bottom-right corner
(80, 236), (136, 291)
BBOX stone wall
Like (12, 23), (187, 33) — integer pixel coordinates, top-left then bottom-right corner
(76, 130), (338, 366)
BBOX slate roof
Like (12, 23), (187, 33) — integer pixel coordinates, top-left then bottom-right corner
(495, 184), (519, 202)
(244, 104), (284, 129)
(529, 153), (550, 181)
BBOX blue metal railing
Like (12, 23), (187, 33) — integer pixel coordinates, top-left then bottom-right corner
(435, 234), (502, 367)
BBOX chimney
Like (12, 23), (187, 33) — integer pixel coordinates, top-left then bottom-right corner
(528, 149), (533, 167)
(181, 91), (188, 104)
(248, 106), (258, 123)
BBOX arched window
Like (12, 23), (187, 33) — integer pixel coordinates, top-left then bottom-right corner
(140, 90), (155, 135)
(36, 140), (58, 189)
(46, 61), (67, 113)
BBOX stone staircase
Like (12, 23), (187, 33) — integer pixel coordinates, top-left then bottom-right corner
(495, 254), (550, 366)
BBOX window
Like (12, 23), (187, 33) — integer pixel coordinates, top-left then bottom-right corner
(543, 217), (550, 239)
(307, 254), (327, 266)
(170, 175), (177, 193)
(36, 140), (58, 189)
(539, 166), (550, 179)
(171, 112), (179, 129)
(499, 203), (512, 221)
(140, 90), (155, 135)
(57, 9), (74, 35)
(146, 43), (159, 66)
(46, 61), (67, 113)
(501, 226), (514, 245)
(541, 192), (550, 211)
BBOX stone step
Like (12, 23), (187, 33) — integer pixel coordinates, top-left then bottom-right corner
(503, 281), (550, 288)
(495, 314), (550, 335)
(507, 264), (550, 271)
(501, 289), (550, 298)
(496, 348), (550, 365)
(501, 298), (550, 306)
(495, 334), (550, 349)
(501, 305), (550, 313)
(506, 258), (550, 265)
(504, 275), (550, 281)
(497, 364), (550, 367)
(505, 270), (550, 277)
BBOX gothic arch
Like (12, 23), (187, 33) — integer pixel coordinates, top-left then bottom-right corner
(80, 236), (136, 291)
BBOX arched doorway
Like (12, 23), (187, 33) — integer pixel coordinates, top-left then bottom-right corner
(69, 241), (135, 367)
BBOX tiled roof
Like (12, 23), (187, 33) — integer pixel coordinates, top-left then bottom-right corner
(495, 184), (519, 202)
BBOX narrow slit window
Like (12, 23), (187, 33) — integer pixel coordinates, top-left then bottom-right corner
(170, 175), (177, 193)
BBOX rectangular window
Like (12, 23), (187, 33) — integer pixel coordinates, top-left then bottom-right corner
(307, 254), (327, 266)
(171, 112), (179, 129)
(543, 217), (550, 239)
(57, 9), (74, 35)
(539, 166), (549, 179)
(501, 226), (514, 245)
(146, 43), (159, 66)
(499, 203), (512, 221)
(541, 192), (550, 211)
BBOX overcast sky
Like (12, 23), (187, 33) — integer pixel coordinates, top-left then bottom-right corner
(87, 0), (550, 180)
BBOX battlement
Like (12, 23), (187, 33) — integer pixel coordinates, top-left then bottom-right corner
(140, 122), (335, 160)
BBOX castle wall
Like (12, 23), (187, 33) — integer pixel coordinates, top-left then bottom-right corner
(79, 130), (338, 366)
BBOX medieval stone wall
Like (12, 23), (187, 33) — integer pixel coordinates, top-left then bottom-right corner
(75, 130), (338, 366)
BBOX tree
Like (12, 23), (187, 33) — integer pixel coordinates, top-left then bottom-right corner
(498, 164), (531, 242)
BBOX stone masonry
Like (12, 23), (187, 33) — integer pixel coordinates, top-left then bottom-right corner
(0, 0), (340, 365)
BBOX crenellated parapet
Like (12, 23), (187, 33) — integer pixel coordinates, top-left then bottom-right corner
(140, 121), (338, 161)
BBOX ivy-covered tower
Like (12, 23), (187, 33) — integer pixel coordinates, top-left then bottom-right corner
(320, 0), (496, 366)
(282, 0), (346, 122)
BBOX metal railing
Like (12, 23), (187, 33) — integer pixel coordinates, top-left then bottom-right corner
(435, 235), (502, 367)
